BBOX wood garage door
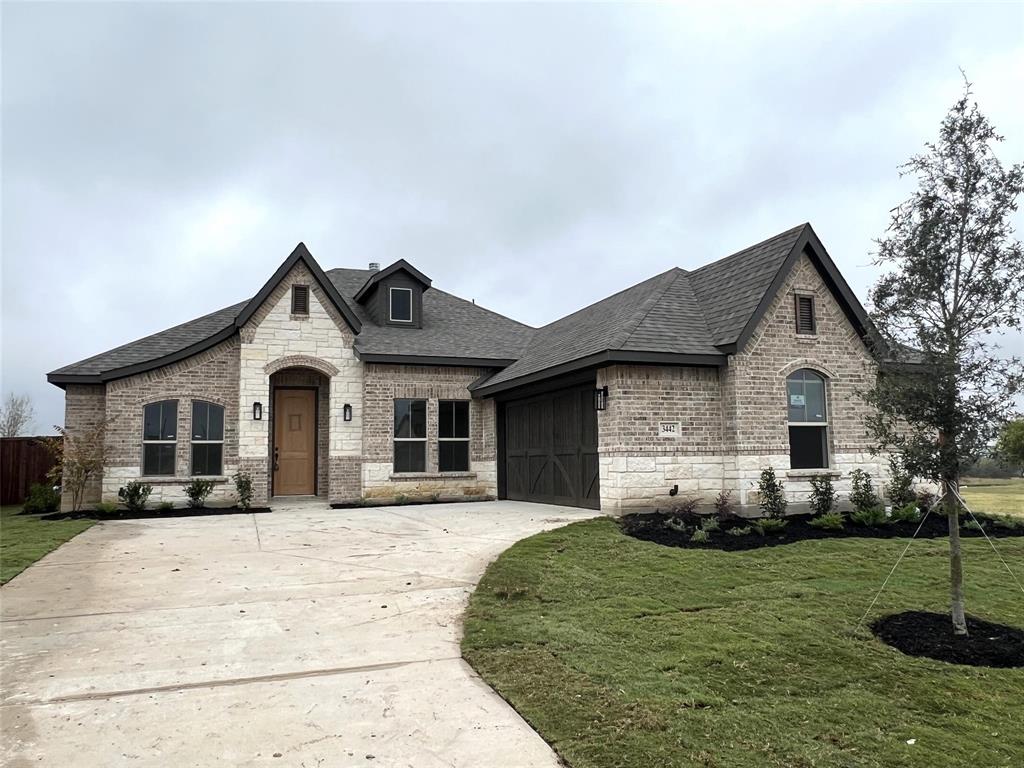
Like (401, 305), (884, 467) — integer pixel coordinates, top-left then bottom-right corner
(503, 383), (600, 509)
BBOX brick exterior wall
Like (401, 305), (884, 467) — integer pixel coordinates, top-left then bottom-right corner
(361, 363), (497, 501)
(60, 384), (107, 510)
(100, 338), (240, 505)
(598, 252), (890, 513)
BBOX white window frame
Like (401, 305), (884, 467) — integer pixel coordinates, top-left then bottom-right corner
(142, 400), (178, 476)
(389, 287), (413, 322)
(190, 400), (225, 476)
(438, 400), (470, 472)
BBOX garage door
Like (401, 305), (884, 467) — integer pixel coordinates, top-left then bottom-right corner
(502, 383), (600, 509)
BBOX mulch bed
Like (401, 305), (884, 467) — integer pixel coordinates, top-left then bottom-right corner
(872, 611), (1024, 668)
(620, 510), (1024, 552)
(40, 506), (271, 521)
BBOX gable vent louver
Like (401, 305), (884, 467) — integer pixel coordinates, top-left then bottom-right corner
(795, 295), (815, 334)
(292, 285), (310, 315)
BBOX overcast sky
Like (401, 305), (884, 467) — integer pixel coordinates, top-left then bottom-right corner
(2, 2), (1022, 433)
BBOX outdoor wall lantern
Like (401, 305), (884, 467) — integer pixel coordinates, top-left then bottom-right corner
(253, 402), (263, 421)
(594, 386), (609, 411)
(343, 403), (353, 422)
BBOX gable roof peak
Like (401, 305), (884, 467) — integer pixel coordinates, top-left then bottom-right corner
(353, 258), (432, 303)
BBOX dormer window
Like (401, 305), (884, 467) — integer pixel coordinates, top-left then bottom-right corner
(390, 287), (413, 322)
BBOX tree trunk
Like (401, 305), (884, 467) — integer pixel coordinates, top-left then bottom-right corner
(943, 477), (968, 636)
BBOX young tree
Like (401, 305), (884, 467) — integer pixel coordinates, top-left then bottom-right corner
(49, 420), (111, 513)
(0, 393), (36, 437)
(996, 419), (1024, 474)
(864, 80), (1024, 636)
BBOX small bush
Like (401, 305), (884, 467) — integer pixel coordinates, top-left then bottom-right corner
(395, 494), (409, 505)
(757, 467), (787, 519)
(808, 474), (837, 517)
(690, 528), (710, 544)
(233, 471), (254, 510)
(962, 518), (986, 533)
(849, 469), (880, 514)
(700, 517), (720, 533)
(23, 483), (60, 514)
(664, 517), (690, 533)
(754, 518), (788, 536)
(94, 501), (118, 514)
(886, 455), (916, 507)
(158, 500), (174, 512)
(184, 479), (215, 508)
(992, 514), (1024, 531)
(809, 511), (844, 530)
(889, 502), (921, 523)
(670, 496), (701, 517)
(117, 480), (152, 513)
(916, 490), (937, 513)
(713, 490), (737, 521)
(850, 505), (888, 527)
(726, 526), (752, 537)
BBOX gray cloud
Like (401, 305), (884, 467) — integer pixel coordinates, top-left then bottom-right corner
(3, 2), (1022, 432)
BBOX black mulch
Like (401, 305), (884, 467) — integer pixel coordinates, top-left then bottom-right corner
(872, 611), (1024, 668)
(620, 510), (1024, 552)
(40, 506), (271, 521)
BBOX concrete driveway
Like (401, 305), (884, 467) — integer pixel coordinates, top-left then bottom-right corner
(1, 500), (597, 767)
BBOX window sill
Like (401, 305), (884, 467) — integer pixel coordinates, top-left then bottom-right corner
(389, 471), (477, 481)
(137, 476), (230, 485)
(794, 333), (819, 340)
(289, 313), (310, 321)
(785, 468), (840, 479)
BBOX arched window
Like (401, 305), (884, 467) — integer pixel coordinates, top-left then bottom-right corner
(143, 400), (178, 476)
(191, 401), (225, 476)
(786, 369), (828, 469)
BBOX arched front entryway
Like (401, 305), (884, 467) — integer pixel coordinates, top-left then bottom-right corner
(268, 366), (330, 497)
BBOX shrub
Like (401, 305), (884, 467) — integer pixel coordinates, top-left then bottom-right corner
(690, 528), (710, 544)
(713, 490), (737, 521)
(700, 517), (720, 533)
(23, 483), (60, 514)
(755, 518), (788, 536)
(94, 501), (118, 514)
(886, 455), (916, 507)
(726, 525), (752, 537)
(184, 479), (215, 508)
(670, 496), (701, 517)
(916, 489), (937, 513)
(889, 502), (921, 523)
(962, 518), (986, 533)
(850, 505), (888, 527)
(849, 469), (880, 514)
(395, 494), (409, 505)
(158, 500), (174, 512)
(809, 511), (844, 530)
(757, 467), (787, 519)
(118, 480), (153, 513)
(664, 517), (690, 534)
(233, 471), (253, 510)
(808, 474), (837, 517)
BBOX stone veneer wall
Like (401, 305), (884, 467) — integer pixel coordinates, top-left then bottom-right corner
(362, 363), (496, 501)
(598, 251), (890, 514)
(238, 261), (363, 504)
(60, 384), (107, 510)
(99, 338), (240, 505)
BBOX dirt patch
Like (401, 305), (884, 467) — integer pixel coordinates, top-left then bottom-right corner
(872, 611), (1024, 668)
(620, 510), (1024, 552)
(41, 506), (271, 521)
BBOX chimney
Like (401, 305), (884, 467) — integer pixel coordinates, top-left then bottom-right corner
(368, 262), (380, 272)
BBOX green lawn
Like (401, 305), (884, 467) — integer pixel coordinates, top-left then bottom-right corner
(0, 505), (94, 585)
(961, 477), (1024, 517)
(463, 517), (1024, 768)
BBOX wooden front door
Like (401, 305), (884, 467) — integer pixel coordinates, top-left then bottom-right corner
(273, 388), (316, 496)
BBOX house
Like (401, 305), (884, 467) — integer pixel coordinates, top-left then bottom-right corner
(48, 223), (894, 512)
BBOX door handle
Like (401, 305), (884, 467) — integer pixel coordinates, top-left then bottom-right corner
(273, 447), (279, 471)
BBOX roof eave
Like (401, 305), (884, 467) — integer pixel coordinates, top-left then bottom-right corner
(355, 351), (516, 368)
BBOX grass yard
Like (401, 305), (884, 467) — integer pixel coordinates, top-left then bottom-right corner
(462, 517), (1024, 768)
(960, 477), (1024, 517)
(0, 505), (94, 585)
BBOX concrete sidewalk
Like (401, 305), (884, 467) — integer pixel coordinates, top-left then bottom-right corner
(1, 500), (597, 767)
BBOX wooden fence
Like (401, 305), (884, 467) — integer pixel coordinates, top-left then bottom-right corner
(0, 437), (60, 505)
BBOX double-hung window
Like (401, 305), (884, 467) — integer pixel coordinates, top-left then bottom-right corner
(142, 400), (178, 475)
(191, 401), (225, 476)
(787, 369), (828, 469)
(393, 398), (426, 472)
(438, 400), (470, 472)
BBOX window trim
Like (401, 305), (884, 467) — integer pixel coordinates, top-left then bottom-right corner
(393, 398), (427, 472)
(794, 293), (816, 335)
(141, 399), (178, 476)
(786, 369), (829, 469)
(389, 287), (413, 323)
(190, 400), (225, 476)
(438, 400), (470, 472)
(291, 284), (310, 316)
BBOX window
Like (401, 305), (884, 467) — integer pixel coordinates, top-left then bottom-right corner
(795, 295), (816, 334)
(292, 285), (310, 315)
(191, 401), (225, 476)
(393, 398), (426, 472)
(142, 400), (177, 475)
(438, 400), (470, 472)
(390, 287), (412, 322)
(787, 369), (828, 469)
